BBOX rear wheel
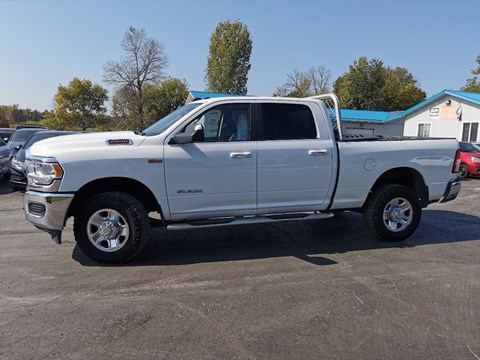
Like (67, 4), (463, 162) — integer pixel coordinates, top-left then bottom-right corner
(73, 192), (151, 263)
(458, 164), (468, 180)
(364, 184), (421, 242)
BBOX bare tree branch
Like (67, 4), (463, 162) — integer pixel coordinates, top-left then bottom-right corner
(274, 64), (331, 97)
(104, 26), (168, 128)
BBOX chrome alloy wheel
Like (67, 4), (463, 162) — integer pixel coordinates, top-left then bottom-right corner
(87, 209), (129, 252)
(382, 197), (413, 232)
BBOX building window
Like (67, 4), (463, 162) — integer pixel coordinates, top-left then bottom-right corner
(462, 122), (479, 142)
(417, 123), (431, 137)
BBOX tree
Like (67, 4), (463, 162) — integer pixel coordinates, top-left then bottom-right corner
(39, 110), (65, 130)
(111, 87), (136, 130)
(333, 57), (426, 111)
(54, 77), (108, 130)
(111, 78), (189, 130)
(0, 105), (43, 125)
(143, 78), (189, 126)
(206, 20), (252, 95)
(308, 65), (331, 95)
(274, 65), (331, 97)
(275, 69), (312, 97)
(462, 54), (480, 93)
(383, 67), (427, 111)
(104, 26), (168, 129)
(334, 57), (386, 110)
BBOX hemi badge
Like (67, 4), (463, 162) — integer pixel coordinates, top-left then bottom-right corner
(107, 139), (133, 145)
(148, 159), (163, 164)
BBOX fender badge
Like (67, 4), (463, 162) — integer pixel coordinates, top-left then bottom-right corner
(107, 139), (133, 145)
(177, 189), (203, 194)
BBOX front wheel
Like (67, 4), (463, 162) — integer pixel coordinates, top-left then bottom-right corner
(363, 184), (421, 242)
(73, 192), (151, 263)
(2, 158), (12, 179)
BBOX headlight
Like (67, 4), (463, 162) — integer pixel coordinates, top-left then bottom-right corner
(25, 158), (64, 186)
(11, 158), (25, 171)
(471, 156), (480, 163)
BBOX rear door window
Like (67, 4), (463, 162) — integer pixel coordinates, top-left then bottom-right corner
(261, 103), (317, 140)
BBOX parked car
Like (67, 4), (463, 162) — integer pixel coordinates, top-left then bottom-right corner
(3, 127), (48, 179)
(458, 142), (480, 179)
(10, 130), (76, 191)
(0, 128), (15, 142)
(0, 138), (12, 178)
(15, 125), (47, 130)
(7, 127), (47, 155)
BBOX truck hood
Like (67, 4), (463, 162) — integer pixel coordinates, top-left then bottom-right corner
(28, 131), (147, 159)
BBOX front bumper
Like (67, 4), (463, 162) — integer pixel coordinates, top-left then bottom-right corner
(438, 178), (461, 203)
(468, 163), (480, 176)
(10, 166), (27, 189)
(24, 191), (75, 244)
(0, 158), (8, 177)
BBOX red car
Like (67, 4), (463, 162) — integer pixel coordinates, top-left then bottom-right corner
(458, 142), (480, 179)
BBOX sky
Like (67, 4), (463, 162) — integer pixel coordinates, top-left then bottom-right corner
(0, 0), (479, 111)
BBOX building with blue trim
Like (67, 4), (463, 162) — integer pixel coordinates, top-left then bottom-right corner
(340, 109), (404, 137)
(402, 90), (480, 142)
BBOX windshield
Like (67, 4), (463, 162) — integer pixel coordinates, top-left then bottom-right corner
(460, 142), (480, 153)
(142, 103), (202, 136)
(10, 129), (43, 142)
(24, 133), (53, 149)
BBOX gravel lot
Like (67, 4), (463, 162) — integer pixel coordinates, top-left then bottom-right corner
(0, 178), (479, 360)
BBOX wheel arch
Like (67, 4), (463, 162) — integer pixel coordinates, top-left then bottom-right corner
(367, 167), (429, 208)
(67, 177), (163, 220)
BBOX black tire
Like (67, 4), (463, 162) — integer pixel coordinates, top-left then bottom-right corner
(363, 184), (421, 242)
(3, 158), (12, 179)
(73, 191), (151, 264)
(10, 183), (24, 192)
(458, 164), (468, 180)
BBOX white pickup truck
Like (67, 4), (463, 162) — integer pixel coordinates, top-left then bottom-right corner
(24, 94), (461, 263)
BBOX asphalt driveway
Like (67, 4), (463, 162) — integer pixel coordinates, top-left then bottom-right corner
(0, 178), (479, 359)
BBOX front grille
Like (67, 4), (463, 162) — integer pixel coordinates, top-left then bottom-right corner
(28, 203), (46, 217)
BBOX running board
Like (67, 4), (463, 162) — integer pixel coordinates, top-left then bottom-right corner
(167, 212), (334, 231)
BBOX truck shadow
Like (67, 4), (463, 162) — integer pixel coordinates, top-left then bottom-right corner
(72, 209), (480, 267)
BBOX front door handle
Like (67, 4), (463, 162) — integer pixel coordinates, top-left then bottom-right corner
(230, 152), (252, 159)
(308, 149), (328, 156)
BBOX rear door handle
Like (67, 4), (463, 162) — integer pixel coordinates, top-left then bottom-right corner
(308, 149), (328, 156)
(230, 152), (252, 159)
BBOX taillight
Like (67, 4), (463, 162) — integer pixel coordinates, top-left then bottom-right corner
(452, 149), (461, 173)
